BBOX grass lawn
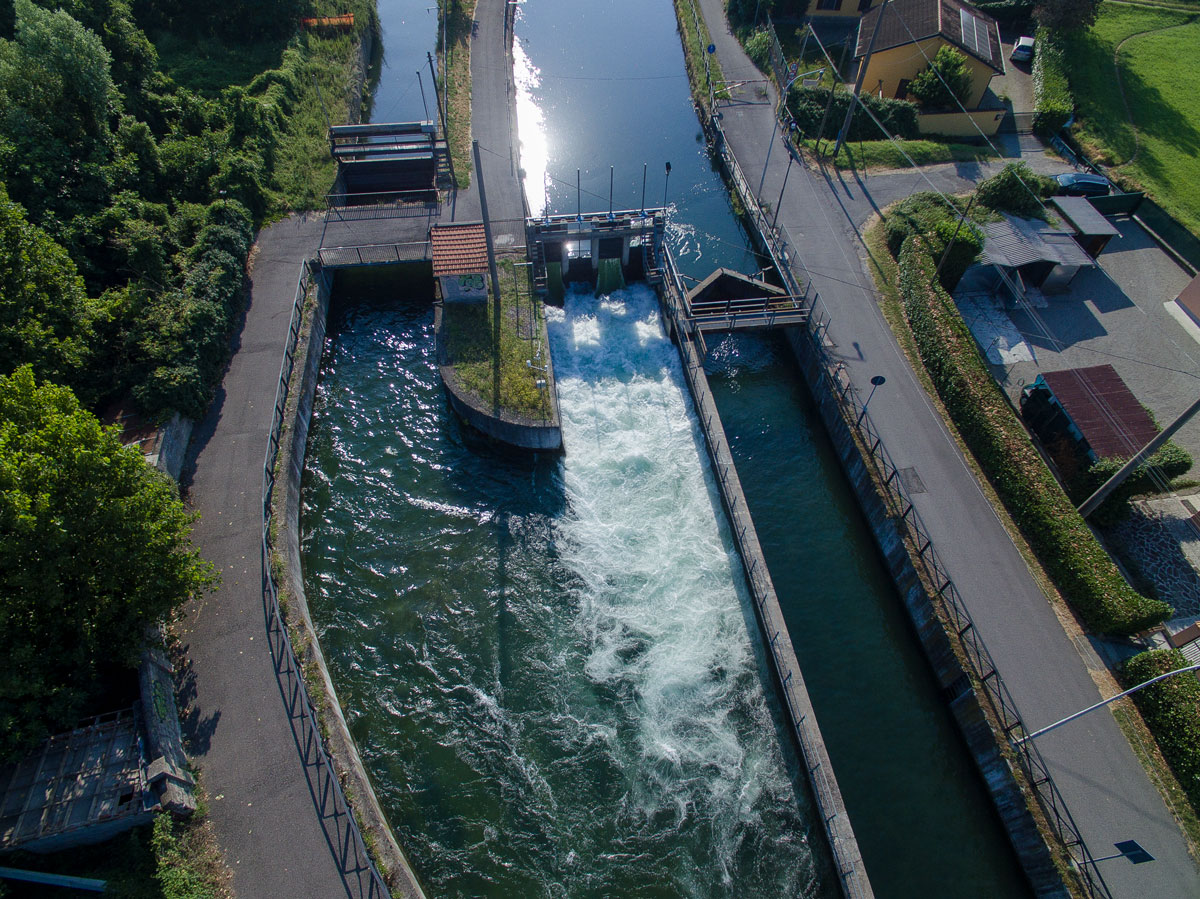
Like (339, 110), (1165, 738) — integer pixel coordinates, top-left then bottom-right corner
(1063, 4), (1200, 236)
(807, 136), (993, 170)
(440, 256), (552, 420)
(438, 0), (477, 188)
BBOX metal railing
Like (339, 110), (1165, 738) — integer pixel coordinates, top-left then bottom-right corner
(319, 241), (432, 268)
(679, 1), (1106, 893)
(660, 247), (872, 899)
(261, 262), (391, 899)
(801, 299), (1107, 898)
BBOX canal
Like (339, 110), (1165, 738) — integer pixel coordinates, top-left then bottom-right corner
(300, 1), (1030, 896)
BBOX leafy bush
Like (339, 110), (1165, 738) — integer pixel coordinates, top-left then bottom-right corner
(788, 84), (919, 142)
(1032, 27), (1072, 136)
(1121, 649), (1200, 814)
(881, 191), (982, 289)
(896, 236), (1170, 634)
(1068, 441), (1192, 523)
(976, 161), (1058, 216)
(744, 28), (772, 70)
(908, 46), (973, 111)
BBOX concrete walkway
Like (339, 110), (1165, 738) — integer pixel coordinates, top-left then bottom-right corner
(177, 3), (528, 895)
(694, 2), (1200, 896)
(179, 213), (351, 899)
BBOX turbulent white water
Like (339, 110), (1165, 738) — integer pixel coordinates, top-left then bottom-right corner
(546, 284), (818, 894)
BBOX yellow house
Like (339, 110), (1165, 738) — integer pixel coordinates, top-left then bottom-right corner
(854, 0), (1004, 108)
(808, 0), (881, 20)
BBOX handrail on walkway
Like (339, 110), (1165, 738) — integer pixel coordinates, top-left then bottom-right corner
(261, 261), (392, 899)
(678, 1), (1107, 894)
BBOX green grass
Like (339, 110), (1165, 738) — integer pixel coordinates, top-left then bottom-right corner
(0, 811), (229, 899)
(438, 0), (476, 189)
(808, 137), (993, 170)
(1062, 4), (1200, 236)
(673, 0), (728, 108)
(440, 256), (552, 419)
(152, 32), (289, 96)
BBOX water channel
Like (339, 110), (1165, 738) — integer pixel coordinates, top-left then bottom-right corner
(300, 1), (1030, 896)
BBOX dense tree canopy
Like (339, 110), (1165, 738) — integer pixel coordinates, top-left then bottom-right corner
(0, 366), (215, 759)
(907, 45), (973, 110)
(0, 187), (100, 398)
(1034, 0), (1102, 32)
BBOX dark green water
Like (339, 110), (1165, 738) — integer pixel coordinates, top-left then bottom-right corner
(706, 333), (1030, 897)
(299, 0), (1032, 896)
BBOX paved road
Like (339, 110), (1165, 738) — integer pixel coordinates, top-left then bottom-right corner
(179, 214), (357, 899)
(695, 1), (1200, 896)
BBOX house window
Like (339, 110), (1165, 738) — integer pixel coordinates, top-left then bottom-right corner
(816, 0), (842, 10)
(858, 0), (874, 10)
(894, 78), (911, 100)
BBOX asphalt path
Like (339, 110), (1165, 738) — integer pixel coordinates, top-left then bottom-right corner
(175, 3), (528, 895)
(179, 214), (359, 899)
(694, 1), (1200, 895)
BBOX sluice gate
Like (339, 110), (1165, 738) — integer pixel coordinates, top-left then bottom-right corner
(526, 209), (667, 300)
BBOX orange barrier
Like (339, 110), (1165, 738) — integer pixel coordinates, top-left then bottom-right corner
(301, 14), (355, 28)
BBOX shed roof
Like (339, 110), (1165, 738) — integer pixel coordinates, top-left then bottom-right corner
(981, 214), (1096, 269)
(1049, 197), (1121, 238)
(686, 268), (786, 304)
(857, 0), (1004, 75)
(430, 223), (488, 277)
(1040, 364), (1158, 459)
(1174, 273), (1200, 325)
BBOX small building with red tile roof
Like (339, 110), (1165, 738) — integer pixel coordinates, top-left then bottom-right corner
(431, 223), (490, 301)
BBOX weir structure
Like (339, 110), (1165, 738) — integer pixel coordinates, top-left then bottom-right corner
(526, 209), (666, 299)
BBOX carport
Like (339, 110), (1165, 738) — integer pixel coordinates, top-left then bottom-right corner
(981, 213), (1097, 294)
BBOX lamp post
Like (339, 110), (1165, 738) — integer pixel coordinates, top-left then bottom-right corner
(1016, 661), (1200, 745)
(772, 123), (798, 229)
(663, 161), (672, 211)
(857, 375), (886, 424)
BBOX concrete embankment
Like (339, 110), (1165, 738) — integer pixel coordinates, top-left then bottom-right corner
(784, 325), (1067, 897)
(657, 276), (874, 899)
(275, 266), (427, 899)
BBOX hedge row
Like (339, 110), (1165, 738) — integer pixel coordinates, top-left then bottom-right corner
(1032, 27), (1072, 137)
(1122, 650), (1200, 813)
(897, 236), (1171, 634)
(787, 85), (920, 142)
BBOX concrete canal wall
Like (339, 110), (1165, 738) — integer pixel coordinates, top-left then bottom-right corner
(784, 325), (1068, 898)
(657, 276), (875, 899)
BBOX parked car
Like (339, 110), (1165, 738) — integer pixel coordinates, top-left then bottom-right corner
(1010, 36), (1035, 62)
(1055, 172), (1112, 197)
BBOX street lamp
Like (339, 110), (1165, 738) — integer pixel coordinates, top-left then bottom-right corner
(1016, 661), (1200, 745)
(663, 161), (672, 211)
(858, 375), (886, 424)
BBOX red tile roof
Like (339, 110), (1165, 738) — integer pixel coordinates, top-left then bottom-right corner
(430, 223), (488, 277)
(1041, 365), (1159, 459)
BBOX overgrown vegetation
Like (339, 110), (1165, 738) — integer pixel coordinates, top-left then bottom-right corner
(674, 0), (727, 109)
(0, 0), (375, 423)
(788, 84), (919, 142)
(1122, 650), (1200, 816)
(811, 137), (991, 172)
(1, 809), (230, 898)
(1031, 27), (1072, 136)
(437, 0), (475, 188)
(0, 366), (215, 759)
(974, 160), (1057, 216)
(893, 235), (1170, 634)
(440, 256), (553, 420)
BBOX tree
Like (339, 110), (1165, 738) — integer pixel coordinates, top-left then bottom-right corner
(1034, 0), (1102, 32)
(0, 186), (99, 398)
(0, 367), (215, 759)
(907, 45), (973, 110)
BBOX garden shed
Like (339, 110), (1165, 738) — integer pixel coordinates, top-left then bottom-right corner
(431, 223), (490, 302)
(1049, 196), (1121, 259)
(981, 213), (1096, 293)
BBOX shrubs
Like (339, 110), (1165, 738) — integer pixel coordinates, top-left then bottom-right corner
(1121, 650), (1200, 813)
(976, 161), (1058, 216)
(1032, 27), (1072, 136)
(788, 85), (920, 142)
(908, 46), (973, 111)
(744, 28), (772, 70)
(883, 192), (983, 290)
(896, 236), (1170, 634)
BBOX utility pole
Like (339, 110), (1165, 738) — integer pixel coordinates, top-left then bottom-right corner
(1077, 393), (1200, 518)
(834, 0), (890, 159)
(474, 140), (504, 415)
